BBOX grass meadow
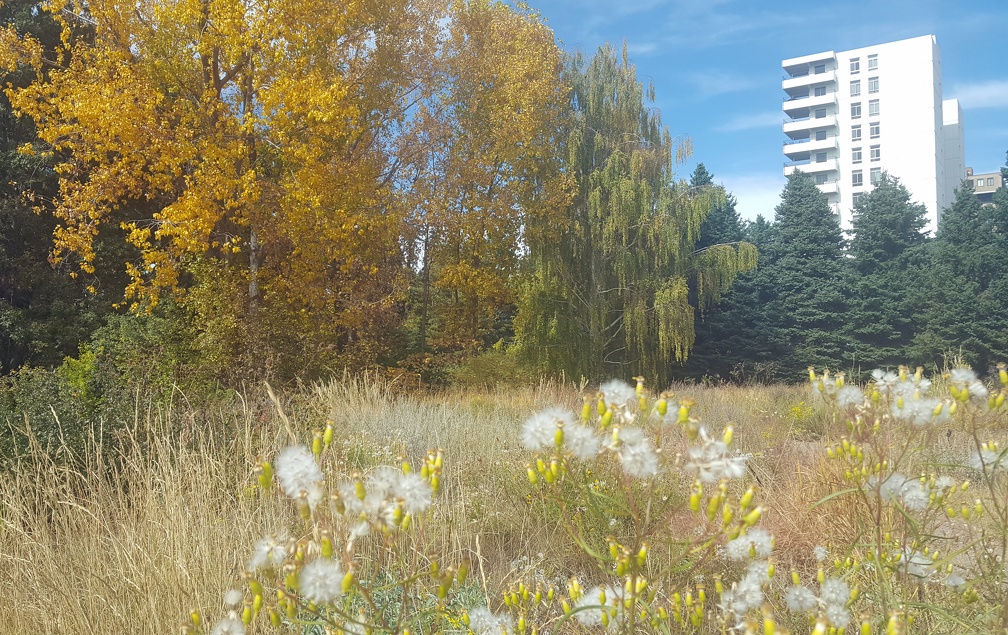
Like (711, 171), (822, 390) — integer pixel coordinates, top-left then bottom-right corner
(0, 374), (999, 634)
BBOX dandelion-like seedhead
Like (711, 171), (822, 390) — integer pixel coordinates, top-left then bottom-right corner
(248, 533), (288, 572)
(725, 528), (772, 561)
(299, 557), (345, 606)
(609, 427), (660, 478)
(784, 584), (817, 613)
(573, 585), (622, 627)
(467, 606), (514, 635)
(563, 424), (600, 461)
(685, 427), (747, 483)
(968, 444), (1006, 475)
(274, 445), (325, 509)
(209, 616), (246, 635)
(599, 380), (636, 409)
(521, 407), (574, 451)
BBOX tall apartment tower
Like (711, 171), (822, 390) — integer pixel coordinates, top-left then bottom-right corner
(781, 35), (964, 232)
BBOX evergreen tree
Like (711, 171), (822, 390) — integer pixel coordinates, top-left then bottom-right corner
(910, 183), (1008, 370)
(847, 173), (928, 371)
(515, 45), (757, 383)
(678, 167), (784, 382)
(761, 172), (853, 378)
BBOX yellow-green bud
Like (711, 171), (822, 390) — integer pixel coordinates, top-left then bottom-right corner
(739, 486), (755, 510)
(323, 421), (334, 449)
(312, 430), (323, 458)
(657, 399), (667, 416)
(257, 462), (274, 491)
(601, 410), (613, 429)
(723, 425), (734, 445)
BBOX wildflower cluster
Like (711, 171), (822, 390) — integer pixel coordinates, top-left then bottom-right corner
(186, 416), (467, 635)
(512, 378), (774, 634)
(811, 363), (1008, 632)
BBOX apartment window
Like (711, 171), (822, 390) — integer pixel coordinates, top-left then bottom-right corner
(977, 179), (985, 187)
(870, 122), (880, 138)
(815, 86), (827, 97)
(852, 192), (863, 206)
(870, 145), (881, 161)
(869, 99), (880, 116)
(850, 80), (861, 97)
(815, 108), (827, 119)
(870, 167), (882, 184)
(868, 54), (878, 70)
(988, 177), (996, 186)
(852, 170), (863, 187)
(852, 125), (862, 141)
(816, 151), (827, 163)
(850, 58), (860, 73)
(816, 174), (829, 185)
(851, 102), (861, 119)
(816, 130), (827, 141)
(814, 63), (826, 74)
(868, 76), (879, 94)
(852, 147), (862, 164)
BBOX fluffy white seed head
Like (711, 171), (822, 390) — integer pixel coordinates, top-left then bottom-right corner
(274, 445), (325, 509)
(299, 558), (345, 606)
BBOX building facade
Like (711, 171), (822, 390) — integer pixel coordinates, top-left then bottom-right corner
(966, 167), (1005, 204)
(781, 35), (964, 232)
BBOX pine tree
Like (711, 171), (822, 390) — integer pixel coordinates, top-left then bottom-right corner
(847, 173), (928, 371)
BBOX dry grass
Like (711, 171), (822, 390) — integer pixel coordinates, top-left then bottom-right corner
(0, 375), (966, 634)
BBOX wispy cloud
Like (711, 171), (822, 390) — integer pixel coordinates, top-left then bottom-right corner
(626, 41), (658, 56)
(715, 110), (781, 132)
(718, 172), (785, 222)
(686, 70), (759, 99)
(951, 80), (1008, 109)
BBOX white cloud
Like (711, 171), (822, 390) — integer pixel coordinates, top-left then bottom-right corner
(715, 111), (781, 132)
(718, 172), (785, 222)
(950, 80), (1008, 109)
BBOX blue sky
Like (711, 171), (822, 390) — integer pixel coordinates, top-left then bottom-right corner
(526, 0), (1008, 221)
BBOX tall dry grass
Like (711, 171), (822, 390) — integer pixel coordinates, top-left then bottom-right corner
(0, 375), (837, 634)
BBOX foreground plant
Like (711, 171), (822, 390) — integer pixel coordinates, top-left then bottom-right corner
(809, 364), (1008, 634)
(503, 379), (778, 634)
(184, 407), (475, 635)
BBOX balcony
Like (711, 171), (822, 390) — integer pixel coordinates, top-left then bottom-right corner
(782, 69), (837, 95)
(782, 92), (835, 116)
(782, 137), (837, 160)
(783, 158), (839, 177)
(783, 114), (837, 137)
(782, 50), (835, 75)
(817, 180), (840, 194)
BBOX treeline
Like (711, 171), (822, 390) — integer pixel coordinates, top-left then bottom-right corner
(0, 0), (754, 400)
(2, 0), (1005, 408)
(679, 165), (1008, 383)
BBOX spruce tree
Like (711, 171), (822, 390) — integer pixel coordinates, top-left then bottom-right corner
(847, 173), (928, 371)
(910, 184), (1008, 370)
(679, 165), (783, 381)
(761, 172), (853, 378)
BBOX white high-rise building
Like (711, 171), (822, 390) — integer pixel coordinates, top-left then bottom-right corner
(781, 35), (963, 232)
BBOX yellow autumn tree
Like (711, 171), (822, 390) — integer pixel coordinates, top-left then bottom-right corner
(403, 0), (572, 352)
(5, 0), (445, 376)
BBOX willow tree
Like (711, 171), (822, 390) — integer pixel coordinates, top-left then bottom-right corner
(515, 44), (757, 383)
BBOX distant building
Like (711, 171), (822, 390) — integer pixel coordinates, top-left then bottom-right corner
(965, 167), (1004, 204)
(781, 35), (963, 232)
